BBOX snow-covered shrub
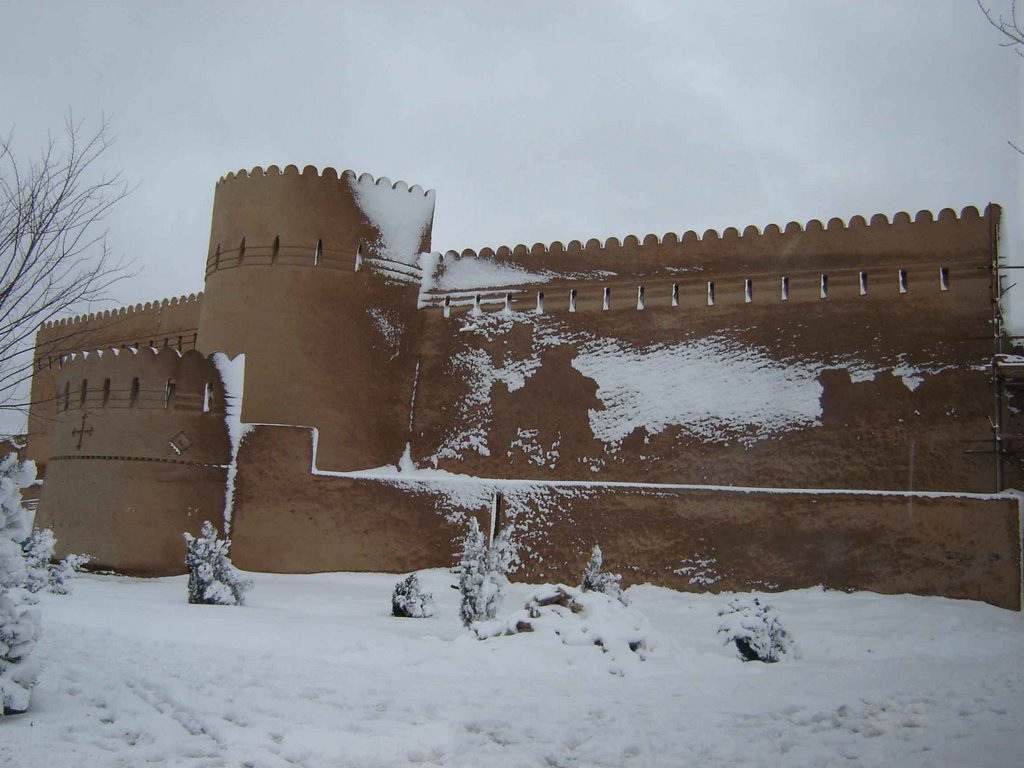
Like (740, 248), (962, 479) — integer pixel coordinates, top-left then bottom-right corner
(20, 527), (53, 594)
(458, 518), (517, 627)
(19, 528), (89, 595)
(47, 552), (91, 596)
(475, 584), (655, 670)
(580, 544), (625, 604)
(717, 596), (798, 663)
(458, 517), (489, 627)
(0, 454), (40, 715)
(183, 521), (252, 606)
(391, 573), (436, 618)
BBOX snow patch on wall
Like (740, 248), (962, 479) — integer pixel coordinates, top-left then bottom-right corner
(433, 337), (542, 462)
(211, 353), (253, 536)
(349, 176), (434, 266)
(568, 335), (823, 447)
(417, 251), (618, 308)
(674, 551), (724, 586)
(429, 312), (976, 461)
(367, 307), (404, 360)
(448, 313), (823, 449)
(842, 356), (954, 392)
(430, 253), (551, 292)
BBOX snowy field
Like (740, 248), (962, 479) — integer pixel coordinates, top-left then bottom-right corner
(4, 570), (1023, 768)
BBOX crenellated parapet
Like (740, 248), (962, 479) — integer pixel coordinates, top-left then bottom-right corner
(38, 292), (203, 333)
(35, 292), (203, 363)
(419, 204), (997, 313)
(438, 205), (991, 274)
(216, 164), (433, 195)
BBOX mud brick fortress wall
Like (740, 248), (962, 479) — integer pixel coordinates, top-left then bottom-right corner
(25, 164), (1023, 609)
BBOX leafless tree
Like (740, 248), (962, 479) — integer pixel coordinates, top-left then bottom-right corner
(0, 116), (131, 419)
(978, 0), (1024, 153)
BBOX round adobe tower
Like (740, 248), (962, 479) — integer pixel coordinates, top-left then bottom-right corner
(196, 164), (435, 471)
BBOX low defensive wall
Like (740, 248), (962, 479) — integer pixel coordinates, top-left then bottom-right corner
(228, 425), (1022, 611)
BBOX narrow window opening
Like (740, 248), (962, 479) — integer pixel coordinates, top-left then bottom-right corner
(819, 274), (828, 299)
(602, 286), (611, 311)
(898, 269), (908, 294)
(79, 379), (87, 407)
(130, 378), (140, 408)
(569, 288), (577, 313)
(636, 285), (645, 310)
(504, 292), (512, 312)
(781, 276), (789, 301)
(63, 381), (70, 411)
(490, 492), (504, 544)
(202, 383), (212, 413)
(354, 242), (363, 272)
(744, 278), (753, 303)
(272, 236), (280, 263)
(707, 281), (715, 306)
(536, 291), (545, 314)
(314, 238), (323, 266)
(939, 266), (949, 291)
(102, 378), (111, 407)
(472, 293), (482, 315)
(671, 283), (679, 307)
(177, 335), (183, 351)
(238, 237), (246, 263)
(164, 379), (176, 409)
(859, 271), (868, 296)
(443, 296), (451, 318)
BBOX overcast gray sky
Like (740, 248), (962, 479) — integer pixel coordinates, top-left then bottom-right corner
(0, 1), (1021, 430)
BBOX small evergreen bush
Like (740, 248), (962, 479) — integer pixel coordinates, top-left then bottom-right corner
(717, 596), (798, 663)
(20, 527), (90, 595)
(458, 518), (517, 628)
(580, 544), (625, 604)
(183, 521), (252, 606)
(391, 573), (436, 618)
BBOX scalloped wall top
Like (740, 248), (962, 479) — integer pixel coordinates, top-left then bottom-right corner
(436, 205), (991, 261)
(39, 292), (204, 331)
(216, 165), (434, 198)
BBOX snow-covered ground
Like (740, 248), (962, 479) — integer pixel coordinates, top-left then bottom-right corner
(4, 570), (1023, 768)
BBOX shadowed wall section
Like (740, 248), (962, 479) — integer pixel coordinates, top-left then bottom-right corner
(229, 425), (462, 573)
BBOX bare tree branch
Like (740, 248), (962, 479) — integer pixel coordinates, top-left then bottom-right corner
(978, 0), (1024, 55)
(977, 1), (1024, 154)
(0, 116), (133, 418)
